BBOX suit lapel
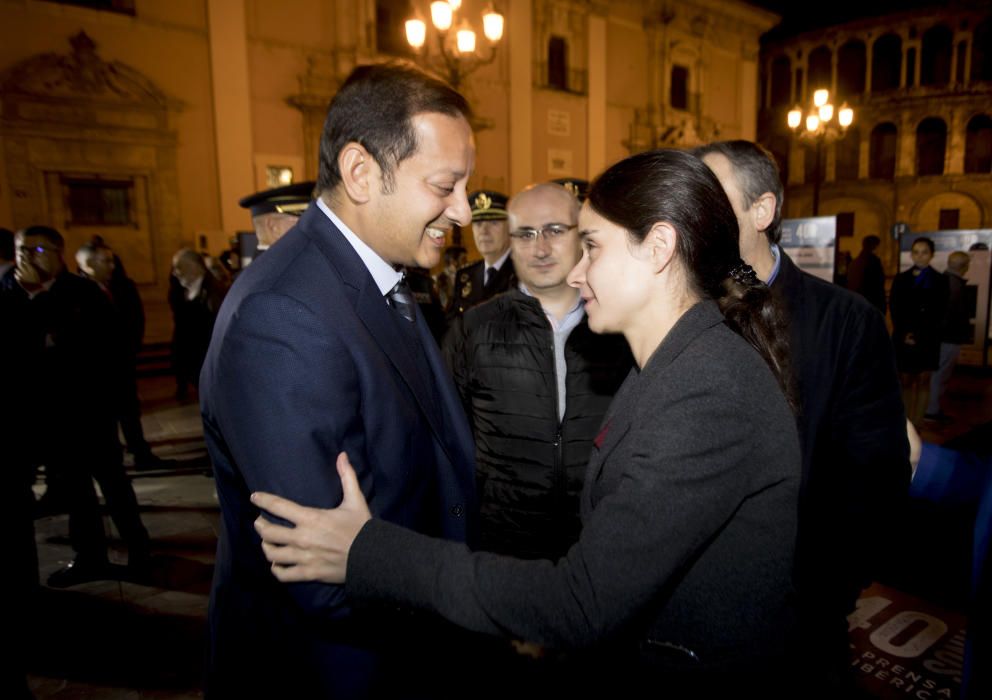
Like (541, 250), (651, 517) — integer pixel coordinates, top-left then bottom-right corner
(299, 205), (451, 455)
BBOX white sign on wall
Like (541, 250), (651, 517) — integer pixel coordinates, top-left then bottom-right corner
(547, 109), (571, 136)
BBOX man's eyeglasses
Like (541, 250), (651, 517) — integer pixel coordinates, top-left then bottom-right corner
(17, 244), (58, 256)
(509, 224), (577, 244)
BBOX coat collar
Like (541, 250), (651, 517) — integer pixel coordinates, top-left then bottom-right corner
(639, 300), (725, 380)
(585, 300), (724, 487)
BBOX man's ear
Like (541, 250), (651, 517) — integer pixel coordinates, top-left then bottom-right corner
(644, 222), (678, 274)
(751, 192), (777, 234)
(338, 143), (373, 204)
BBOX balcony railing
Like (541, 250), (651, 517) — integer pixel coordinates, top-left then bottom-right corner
(533, 62), (588, 95)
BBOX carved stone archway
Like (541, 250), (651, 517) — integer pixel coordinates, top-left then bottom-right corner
(0, 31), (183, 341)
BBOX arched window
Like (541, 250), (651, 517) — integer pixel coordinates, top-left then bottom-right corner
(921, 25), (953, 87)
(837, 40), (866, 97)
(835, 127), (860, 181)
(871, 34), (901, 92)
(808, 45), (832, 94)
(916, 117), (947, 175)
(973, 19), (992, 83)
(965, 114), (992, 173)
(770, 56), (791, 107)
(869, 123), (897, 179)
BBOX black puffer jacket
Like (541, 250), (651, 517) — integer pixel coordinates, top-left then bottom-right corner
(443, 289), (631, 560)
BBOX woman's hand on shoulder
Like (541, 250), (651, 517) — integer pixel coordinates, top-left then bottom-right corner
(253, 452), (371, 584)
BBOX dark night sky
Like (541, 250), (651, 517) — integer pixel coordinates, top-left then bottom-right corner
(746, 0), (969, 41)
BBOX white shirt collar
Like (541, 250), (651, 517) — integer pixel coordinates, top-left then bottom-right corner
(316, 197), (402, 296)
(488, 248), (511, 272)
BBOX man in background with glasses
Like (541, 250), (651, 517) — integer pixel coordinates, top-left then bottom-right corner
(444, 182), (631, 562)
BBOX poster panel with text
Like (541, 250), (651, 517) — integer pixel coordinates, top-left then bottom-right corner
(781, 216), (836, 283)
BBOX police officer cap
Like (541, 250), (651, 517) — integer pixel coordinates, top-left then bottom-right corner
(549, 177), (589, 203)
(239, 181), (316, 218)
(468, 190), (508, 221)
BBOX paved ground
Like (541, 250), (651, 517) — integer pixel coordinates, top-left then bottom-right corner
(22, 364), (992, 698)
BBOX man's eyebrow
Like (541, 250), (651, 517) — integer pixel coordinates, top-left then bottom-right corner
(429, 168), (467, 179)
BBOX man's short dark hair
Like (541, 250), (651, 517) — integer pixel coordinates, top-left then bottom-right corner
(693, 140), (785, 245)
(18, 225), (65, 251)
(316, 61), (471, 195)
(913, 236), (935, 254)
(862, 235), (881, 251)
(0, 228), (14, 261)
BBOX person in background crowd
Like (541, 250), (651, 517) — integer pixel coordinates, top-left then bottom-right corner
(451, 190), (514, 316)
(238, 181), (315, 262)
(0, 224), (39, 698)
(218, 236), (241, 278)
(846, 234), (887, 314)
(890, 236), (949, 426)
(925, 251), (973, 423)
(5, 226), (150, 588)
(695, 140), (910, 696)
(168, 248), (225, 402)
(436, 244), (466, 312)
(405, 263), (448, 345)
(253, 148), (803, 696)
(76, 239), (169, 469)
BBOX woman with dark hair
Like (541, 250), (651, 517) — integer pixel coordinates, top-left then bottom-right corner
(252, 150), (801, 693)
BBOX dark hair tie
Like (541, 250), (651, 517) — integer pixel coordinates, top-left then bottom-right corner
(729, 261), (758, 286)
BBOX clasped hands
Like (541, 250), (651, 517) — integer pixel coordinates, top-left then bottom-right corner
(252, 452), (371, 584)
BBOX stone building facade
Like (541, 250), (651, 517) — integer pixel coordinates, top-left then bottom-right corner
(0, 0), (776, 340)
(757, 3), (992, 271)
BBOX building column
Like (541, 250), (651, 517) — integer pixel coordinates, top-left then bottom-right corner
(508, 0), (533, 194)
(587, 12), (607, 178)
(207, 0), (254, 246)
(947, 108), (965, 174)
(897, 112), (915, 177)
(865, 38), (874, 94)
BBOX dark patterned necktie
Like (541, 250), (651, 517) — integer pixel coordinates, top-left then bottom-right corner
(386, 279), (416, 322)
(485, 266), (496, 288)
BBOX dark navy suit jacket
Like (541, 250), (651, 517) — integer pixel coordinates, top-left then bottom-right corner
(200, 203), (477, 698)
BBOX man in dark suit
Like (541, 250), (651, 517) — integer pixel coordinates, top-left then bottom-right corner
(697, 141), (911, 695)
(451, 189), (514, 315)
(199, 61), (478, 698)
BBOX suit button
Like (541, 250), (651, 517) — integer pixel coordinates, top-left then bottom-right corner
(450, 504), (463, 517)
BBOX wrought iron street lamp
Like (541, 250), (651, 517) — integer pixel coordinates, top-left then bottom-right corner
(787, 89), (854, 216)
(404, 1), (504, 91)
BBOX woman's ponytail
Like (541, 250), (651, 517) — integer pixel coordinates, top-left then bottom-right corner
(716, 262), (796, 411)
